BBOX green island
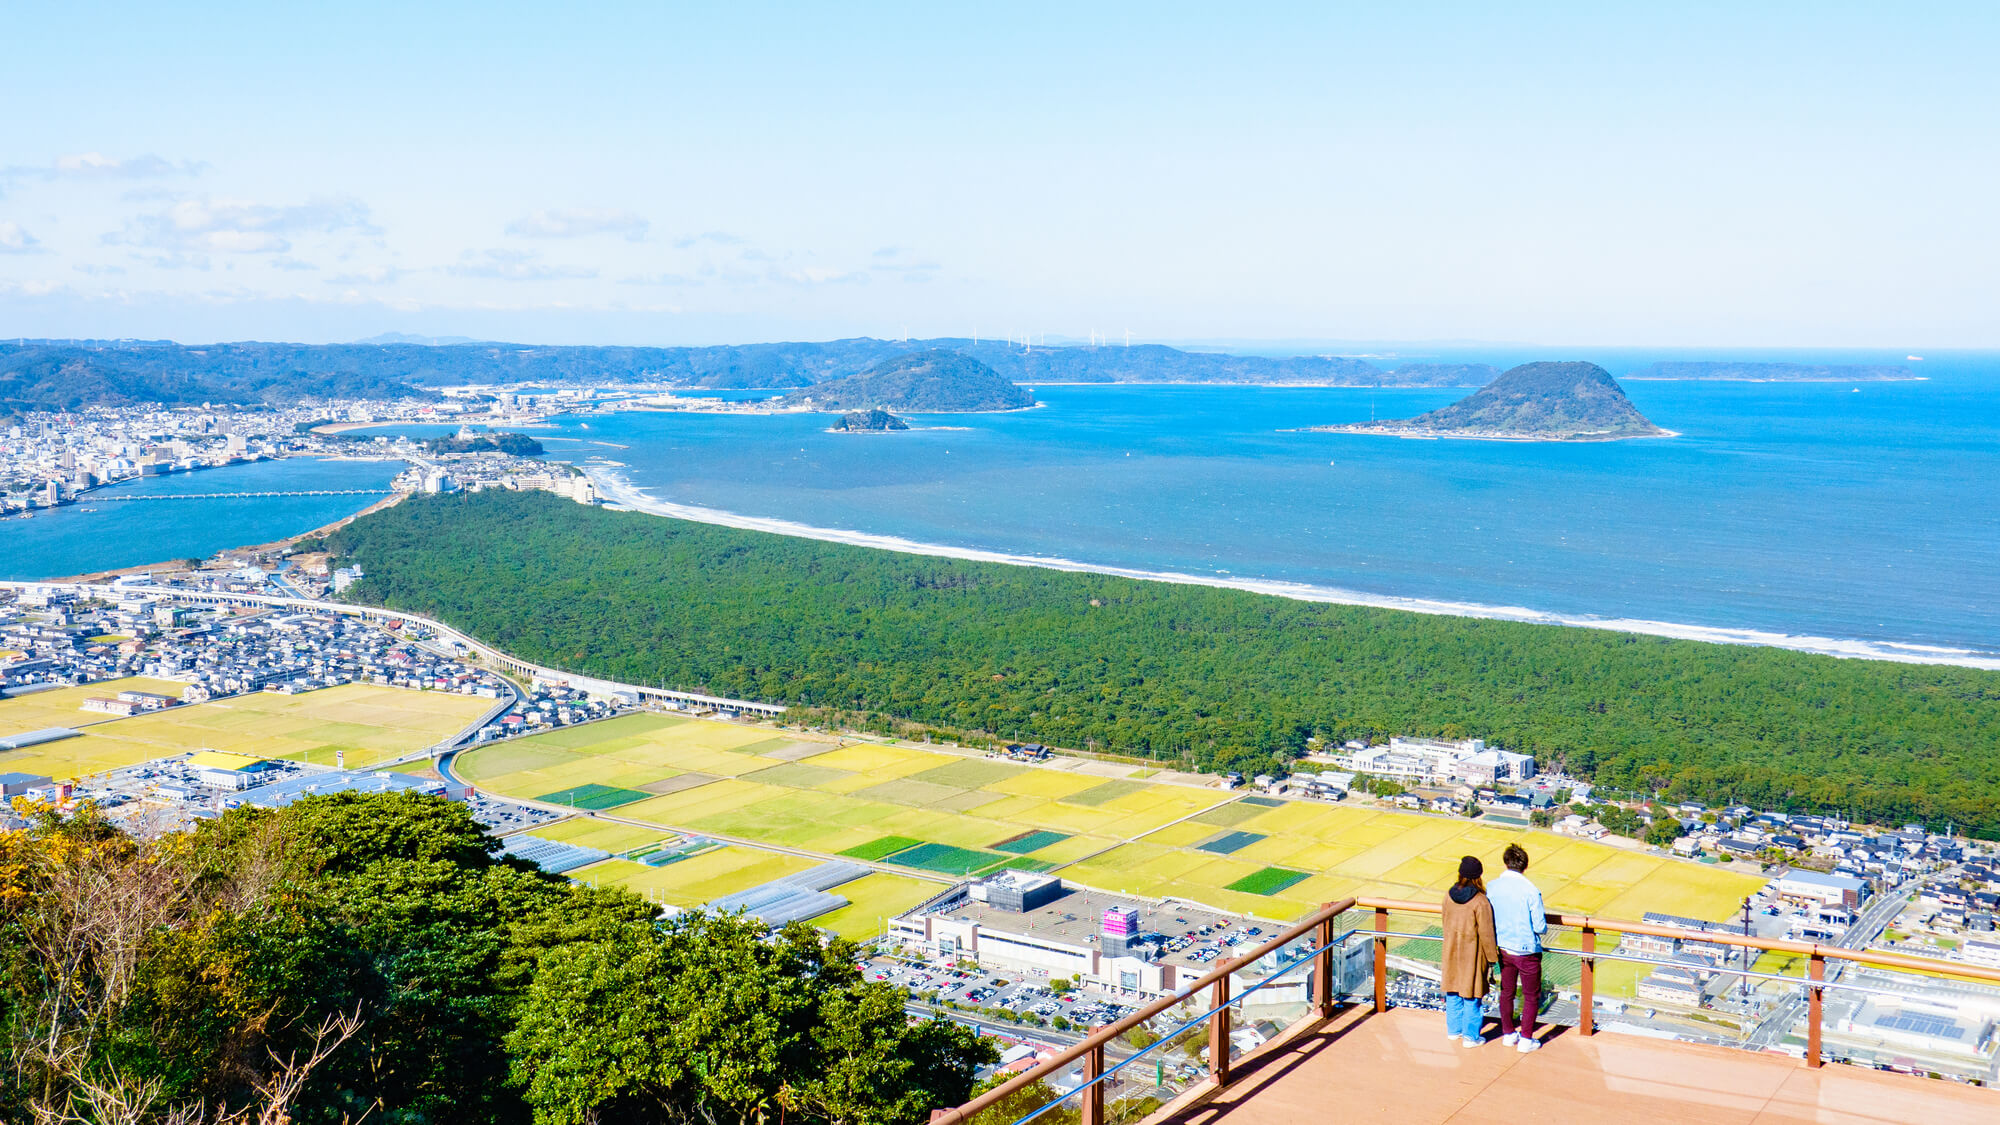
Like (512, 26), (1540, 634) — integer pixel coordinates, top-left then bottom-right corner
(1307, 361), (1668, 441)
(783, 350), (1035, 413)
(331, 490), (2000, 837)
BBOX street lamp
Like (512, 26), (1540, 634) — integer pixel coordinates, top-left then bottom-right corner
(1740, 896), (1753, 1002)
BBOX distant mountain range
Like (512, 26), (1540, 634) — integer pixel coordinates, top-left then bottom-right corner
(1307, 361), (1668, 441)
(0, 336), (1921, 419)
(784, 350), (1034, 413)
(0, 337), (1468, 416)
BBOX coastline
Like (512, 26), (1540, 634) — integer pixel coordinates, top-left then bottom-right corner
(579, 466), (2000, 671)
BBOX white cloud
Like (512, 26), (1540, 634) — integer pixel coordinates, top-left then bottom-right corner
(447, 248), (596, 282)
(53, 152), (201, 178)
(270, 256), (319, 272)
(671, 230), (745, 249)
(72, 262), (125, 276)
(506, 208), (649, 241)
(107, 195), (377, 256)
(0, 221), (42, 253)
(325, 265), (406, 285)
(1, 153), (205, 191)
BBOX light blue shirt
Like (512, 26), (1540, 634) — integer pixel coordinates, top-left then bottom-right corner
(1487, 869), (1546, 956)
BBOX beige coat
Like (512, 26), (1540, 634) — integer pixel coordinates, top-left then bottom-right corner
(1439, 886), (1500, 998)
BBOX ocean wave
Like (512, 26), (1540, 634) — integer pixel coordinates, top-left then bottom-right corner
(582, 468), (2000, 672)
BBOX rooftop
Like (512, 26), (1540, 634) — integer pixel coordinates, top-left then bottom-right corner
(1147, 1006), (1996, 1125)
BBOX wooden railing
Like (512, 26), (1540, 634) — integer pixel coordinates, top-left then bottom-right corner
(929, 894), (2000, 1125)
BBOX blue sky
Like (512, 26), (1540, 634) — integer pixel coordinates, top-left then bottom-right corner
(1, 2), (1994, 347)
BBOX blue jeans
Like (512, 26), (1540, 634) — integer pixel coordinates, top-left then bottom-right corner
(1445, 992), (1483, 1041)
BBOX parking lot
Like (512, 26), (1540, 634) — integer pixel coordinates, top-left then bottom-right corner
(863, 955), (1144, 1031)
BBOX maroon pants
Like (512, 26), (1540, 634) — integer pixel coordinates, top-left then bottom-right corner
(1498, 951), (1542, 1038)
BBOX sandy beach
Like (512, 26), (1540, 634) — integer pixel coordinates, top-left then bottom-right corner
(580, 467), (2000, 672)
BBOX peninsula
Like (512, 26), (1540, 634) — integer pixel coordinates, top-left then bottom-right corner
(782, 349), (1035, 413)
(1301, 361), (1670, 441)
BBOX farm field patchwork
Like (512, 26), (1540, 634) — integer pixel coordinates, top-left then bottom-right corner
(458, 723), (1238, 882)
(459, 717), (1766, 961)
(0, 683), (486, 779)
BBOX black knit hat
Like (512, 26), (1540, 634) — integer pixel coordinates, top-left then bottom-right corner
(1458, 855), (1484, 881)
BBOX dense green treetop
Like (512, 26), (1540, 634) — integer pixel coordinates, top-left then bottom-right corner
(423, 432), (545, 456)
(331, 491), (2000, 837)
(0, 792), (986, 1124)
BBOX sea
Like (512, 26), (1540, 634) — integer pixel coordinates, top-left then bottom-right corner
(5, 348), (1997, 667)
(0, 457), (403, 579)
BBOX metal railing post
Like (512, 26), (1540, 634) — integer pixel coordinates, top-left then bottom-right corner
(1807, 953), (1825, 1069)
(1313, 908), (1336, 1017)
(1080, 1042), (1104, 1125)
(1579, 925), (1596, 1037)
(1373, 906), (1389, 1013)
(1208, 969), (1233, 1086)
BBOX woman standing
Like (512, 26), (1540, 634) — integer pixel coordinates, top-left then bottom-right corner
(1440, 855), (1500, 1048)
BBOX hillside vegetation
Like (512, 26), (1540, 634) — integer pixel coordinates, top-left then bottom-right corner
(331, 491), (2000, 837)
(0, 793), (988, 1124)
(786, 350), (1033, 412)
(1347, 361), (1666, 439)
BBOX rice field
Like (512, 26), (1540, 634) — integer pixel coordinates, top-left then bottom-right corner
(0, 683), (487, 780)
(0, 677), (191, 737)
(459, 721), (1237, 879)
(459, 715), (1766, 958)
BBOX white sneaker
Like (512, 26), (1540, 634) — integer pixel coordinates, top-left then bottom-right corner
(1517, 1036), (1541, 1053)
(1501, 1032), (1519, 1046)
(1462, 1036), (1482, 1048)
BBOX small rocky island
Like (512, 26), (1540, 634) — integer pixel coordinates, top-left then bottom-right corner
(785, 349), (1035, 413)
(834, 408), (909, 432)
(1301, 361), (1670, 441)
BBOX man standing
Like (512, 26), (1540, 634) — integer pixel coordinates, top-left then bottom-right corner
(1486, 842), (1546, 1051)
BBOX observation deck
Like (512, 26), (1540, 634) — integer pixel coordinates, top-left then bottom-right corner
(933, 896), (2000, 1125)
(1151, 1004), (1993, 1125)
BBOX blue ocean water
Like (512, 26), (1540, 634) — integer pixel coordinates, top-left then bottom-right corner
(546, 359), (2000, 660)
(0, 458), (403, 579)
(6, 352), (1996, 662)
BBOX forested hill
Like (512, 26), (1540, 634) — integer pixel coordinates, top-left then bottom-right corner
(1360, 361), (1665, 439)
(330, 490), (2000, 837)
(0, 336), (1417, 415)
(784, 350), (1034, 412)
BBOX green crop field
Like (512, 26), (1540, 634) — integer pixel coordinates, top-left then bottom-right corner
(0, 682), (488, 780)
(535, 783), (650, 810)
(883, 842), (1007, 875)
(840, 835), (924, 861)
(992, 829), (1069, 854)
(1226, 866), (1311, 895)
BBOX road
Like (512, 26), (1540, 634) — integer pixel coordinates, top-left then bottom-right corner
(1742, 881), (1910, 1052)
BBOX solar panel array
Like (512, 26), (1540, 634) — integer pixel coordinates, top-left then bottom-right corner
(705, 861), (868, 927)
(501, 835), (611, 875)
(1875, 1010), (1966, 1041)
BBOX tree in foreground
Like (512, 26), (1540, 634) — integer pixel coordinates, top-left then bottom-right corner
(508, 911), (993, 1125)
(0, 793), (984, 1125)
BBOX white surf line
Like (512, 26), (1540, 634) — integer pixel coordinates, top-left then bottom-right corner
(580, 467), (2000, 672)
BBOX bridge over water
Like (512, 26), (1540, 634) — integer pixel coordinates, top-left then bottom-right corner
(89, 489), (395, 501)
